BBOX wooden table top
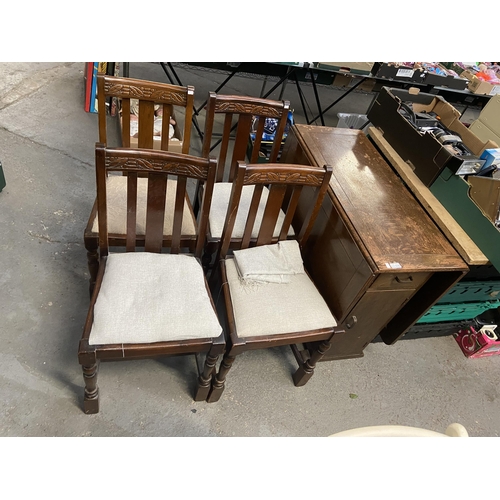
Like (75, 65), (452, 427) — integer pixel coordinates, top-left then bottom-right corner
(291, 124), (468, 273)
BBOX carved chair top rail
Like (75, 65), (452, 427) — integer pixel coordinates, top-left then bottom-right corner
(95, 144), (217, 257)
(241, 162), (331, 187)
(217, 161), (332, 258)
(99, 74), (194, 104)
(102, 147), (215, 180)
(210, 91), (290, 117)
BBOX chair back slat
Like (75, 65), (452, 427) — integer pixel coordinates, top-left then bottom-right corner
(196, 164), (216, 258)
(126, 173), (138, 251)
(182, 89), (194, 155)
(144, 173), (168, 252)
(121, 98), (131, 147)
(218, 162), (333, 260)
(296, 179), (331, 245)
(278, 186), (303, 240)
(229, 114), (253, 181)
(201, 93), (216, 158)
(256, 184), (287, 246)
(240, 184), (264, 249)
(138, 100), (155, 149)
(269, 114), (289, 163)
(160, 103), (173, 151)
(95, 145), (217, 257)
(250, 118), (266, 164)
(171, 176), (188, 254)
(217, 113), (233, 182)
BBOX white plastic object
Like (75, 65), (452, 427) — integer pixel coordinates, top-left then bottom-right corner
(329, 423), (469, 437)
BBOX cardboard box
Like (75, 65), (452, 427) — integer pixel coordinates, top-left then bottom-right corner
(121, 113), (184, 153)
(468, 175), (500, 224)
(367, 86), (498, 186)
(468, 78), (500, 96)
(461, 69), (500, 96)
(454, 325), (500, 358)
(469, 119), (500, 146)
(332, 73), (376, 92)
(476, 95), (500, 136)
(318, 62), (374, 75)
(332, 73), (352, 87)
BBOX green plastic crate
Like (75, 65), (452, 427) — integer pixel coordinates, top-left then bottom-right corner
(438, 280), (500, 304)
(417, 300), (500, 324)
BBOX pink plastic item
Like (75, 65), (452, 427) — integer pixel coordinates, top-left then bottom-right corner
(455, 325), (500, 358)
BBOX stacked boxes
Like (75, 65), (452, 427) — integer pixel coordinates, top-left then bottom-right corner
(367, 86), (497, 186)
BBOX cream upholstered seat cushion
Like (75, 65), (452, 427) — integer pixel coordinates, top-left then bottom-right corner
(208, 182), (294, 239)
(91, 176), (197, 236)
(89, 252), (222, 345)
(224, 256), (337, 338)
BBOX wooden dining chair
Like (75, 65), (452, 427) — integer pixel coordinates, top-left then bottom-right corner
(196, 92), (291, 268)
(78, 144), (224, 414)
(84, 74), (195, 294)
(205, 161), (343, 403)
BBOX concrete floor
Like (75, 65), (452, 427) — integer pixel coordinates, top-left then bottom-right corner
(1, 62), (500, 438)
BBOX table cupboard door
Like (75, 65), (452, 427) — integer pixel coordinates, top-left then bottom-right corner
(322, 287), (420, 360)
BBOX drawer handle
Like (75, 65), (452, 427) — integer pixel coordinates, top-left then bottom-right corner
(346, 316), (357, 329)
(395, 276), (413, 284)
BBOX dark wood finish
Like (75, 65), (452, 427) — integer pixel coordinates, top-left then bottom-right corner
(85, 74), (196, 294)
(78, 145), (225, 413)
(198, 92), (291, 267)
(207, 161), (344, 402)
(280, 125), (468, 360)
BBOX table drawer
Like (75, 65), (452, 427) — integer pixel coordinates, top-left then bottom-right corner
(369, 272), (431, 291)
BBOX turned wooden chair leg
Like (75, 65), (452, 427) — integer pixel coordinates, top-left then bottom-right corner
(207, 353), (236, 403)
(292, 337), (333, 387)
(82, 363), (99, 414)
(84, 236), (99, 297)
(194, 351), (220, 402)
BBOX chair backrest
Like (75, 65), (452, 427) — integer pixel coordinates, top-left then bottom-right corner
(97, 74), (194, 153)
(217, 161), (332, 260)
(95, 144), (216, 257)
(201, 92), (290, 182)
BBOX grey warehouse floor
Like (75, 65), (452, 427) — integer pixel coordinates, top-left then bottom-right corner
(1, 62), (500, 444)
